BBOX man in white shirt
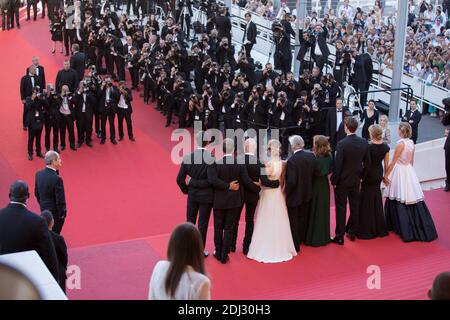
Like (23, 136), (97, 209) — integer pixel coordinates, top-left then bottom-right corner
(116, 81), (135, 141)
(58, 85), (76, 151)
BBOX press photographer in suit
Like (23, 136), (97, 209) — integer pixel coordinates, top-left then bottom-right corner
(74, 80), (96, 148)
(20, 65), (42, 131)
(116, 81), (135, 141)
(98, 77), (119, 145)
(26, 86), (46, 160)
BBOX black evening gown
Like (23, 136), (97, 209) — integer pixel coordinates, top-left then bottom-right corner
(357, 143), (390, 239)
(361, 110), (379, 140)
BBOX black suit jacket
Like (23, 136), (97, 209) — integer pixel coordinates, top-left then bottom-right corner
(331, 134), (371, 188)
(70, 51), (86, 82)
(35, 167), (67, 218)
(177, 149), (215, 204)
(214, 15), (232, 40)
(326, 107), (348, 147)
(402, 109), (422, 142)
(55, 68), (79, 93)
(50, 231), (68, 287)
(73, 91), (96, 119)
(20, 74), (42, 101)
(311, 28), (330, 58)
(237, 154), (279, 204)
(0, 203), (59, 280)
(208, 155), (261, 210)
(442, 111), (450, 151)
(25, 65), (46, 88)
(285, 150), (317, 207)
(243, 21), (257, 44)
(97, 85), (120, 114)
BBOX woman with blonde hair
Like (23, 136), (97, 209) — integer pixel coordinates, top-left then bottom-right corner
(379, 114), (391, 144)
(383, 122), (438, 242)
(305, 135), (332, 247)
(247, 139), (297, 263)
(356, 125), (390, 239)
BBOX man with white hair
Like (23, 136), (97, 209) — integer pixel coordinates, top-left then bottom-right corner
(285, 135), (316, 252)
(231, 138), (280, 255)
(34, 151), (67, 234)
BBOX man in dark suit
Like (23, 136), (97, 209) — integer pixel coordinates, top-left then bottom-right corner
(285, 135), (317, 252)
(55, 60), (78, 94)
(232, 138), (280, 255)
(0, 180), (59, 280)
(330, 117), (370, 244)
(401, 100), (422, 144)
(311, 24), (330, 71)
(41, 210), (68, 292)
(26, 0), (38, 21)
(70, 43), (86, 84)
(325, 98), (348, 153)
(73, 81), (96, 148)
(296, 30), (313, 76)
(177, 131), (215, 257)
(98, 77), (119, 145)
(26, 57), (46, 89)
(214, 7), (232, 44)
(20, 65), (42, 131)
(242, 12), (257, 58)
(25, 88), (45, 160)
(116, 81), (135, 141)
(207, 138), (261, 264)
(35, 151), (67, 234)
(351, 50), (370, 108)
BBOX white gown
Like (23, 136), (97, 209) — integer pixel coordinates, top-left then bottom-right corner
(247, 160), (297, 263)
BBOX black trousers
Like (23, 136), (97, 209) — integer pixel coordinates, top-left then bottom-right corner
(106, 53), (116, 78)
(117, 108), (133, 139)
(40, 0), (47, 17)
(28, 127), (43, 156)
(214, 208), (239, 260)
(76, 112), (93, 144)
(314, 54), (327, 71)
(287, 202), (311, 251)
(231, 201), (258, 251)
(94, 110), (101, 135)
(63, 29), (74, 55)
(445, 148), (450, 185)
(354, 81), (368, 107)
(334, 185), (360, 239)
(128, 66), (139, 89)
(115, 56), (125, 81)
(27, 2), (38, 20)
(53, 216), (65, 234)
(127, 0), (137, 15)
(100, 110), (116, 141)
(23, 103), (28, 128)
(59, 115), (75, 148)
(244, 43), (254, 58)
(44, 120), (59, 151)
(186, 197), (212, 249)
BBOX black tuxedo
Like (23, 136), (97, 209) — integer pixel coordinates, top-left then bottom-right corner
(311, 28), (330, 70)
(50, 231), (68, 292)
(401, 109), (422, 143)
(25, 66), (46, 88)
(74, 90), (96, 144)
(242, 20), (257, 57)
(285, 150), (317, 250)
(214, 15), (232, 43)
(98, 85), (119, 141)
(26, 97), (45, 156)
(35, 167), (67, 234)
(331, 134), (370, 239)
(232, 154), (279, 252)
(116, 88), (134, 139)
(70, 51), (86, 82)
(20, 74), (42, 128)
(177, 149), (215, 248)
(55, 68), (78, 94)
(208, 155), (260, 261)
(325, 107), (348, 152)
(0, 203), (59, 280)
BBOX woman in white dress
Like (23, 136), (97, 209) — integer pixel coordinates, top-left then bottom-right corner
(149, 223), (210, 300)
(383, 122), (438, 242)
(247, 140), (297, 263)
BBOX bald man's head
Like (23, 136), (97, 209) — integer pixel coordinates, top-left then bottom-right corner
(429, 272), (450, 300)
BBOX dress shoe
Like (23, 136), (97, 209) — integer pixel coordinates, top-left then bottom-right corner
(23, 127), (28, 131)
(26, 17), (30, 21)
(213, 251), (222, 262)
(28, 154), (33, 161)
(61, 146), (66, 151)
(70, 146), (77, 151)
(230, 247), (236, 253)
(36, 152), (44, 158)
(65, 53), (69, 56)
(111, 139), (118, 145)
(204, 251), (209, 258)
(118, 137), (124, 141)
(165, 123), (170, 127)
(97, 133), (102, 139)
(242, 247), (249, 255)
(86, 142), (93, 148)
(129, 137), (135, 142)
(77, 142), (83, 148)
(346, 232), (356, 242)
(331, 237), (344, 245)
(100, 139), (106, 145)
(444, 183), (450, 192)
(54, 149), (60, 154)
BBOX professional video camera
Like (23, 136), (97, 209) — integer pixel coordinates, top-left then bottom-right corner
(271, 21), (285, 40)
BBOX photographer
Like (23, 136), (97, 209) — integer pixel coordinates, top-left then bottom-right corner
(245, 85), (267, 131)
(442, 98), (450, 192)
(127, 46), (141, 90)
(259, 63), (279, 87)
(187, 93), (203, 128)
(26, 86), (45, 160)
(229, 92), (246, 130)
(219, 82), (235, 130)
(310, 23), (330, 72)
(213, 6), (232, 44)
(292, 91), (312, 148)
(272, 20), (292, 75)
(217, 37), (235, 70)
(334, 41), (352, 86)
(116, 81), (135, 141)
(201, 83), (220, 129)
(43, 84), (60, 153)
(58, 85), (76, 151)
(296, 29), (314, 76)
(74, 80), (97, 148)
(169, 75), (193, 129)
(237, 50), (256, 88)
(176, 0), (193, 40)
(98, 77), (119, 145)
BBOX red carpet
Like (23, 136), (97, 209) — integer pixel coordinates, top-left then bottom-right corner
(1, 18), (450, 300)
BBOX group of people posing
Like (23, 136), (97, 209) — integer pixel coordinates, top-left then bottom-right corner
(177, 118), (438, 265)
